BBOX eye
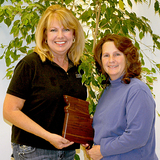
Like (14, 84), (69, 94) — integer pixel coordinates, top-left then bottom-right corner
(64, 28), (70, 32)
(114, 52), (122, 56)
(116, 53), (120, 56)
(103, 54), (109, 57)
(50, 28), (57, 32)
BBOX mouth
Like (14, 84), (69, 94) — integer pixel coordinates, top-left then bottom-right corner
(55, 41), (66, 44)
(108, 65), (118, 68)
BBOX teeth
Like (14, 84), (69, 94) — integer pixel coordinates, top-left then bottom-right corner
(55, 42), (65, 44)
(109, 65), (118, 68)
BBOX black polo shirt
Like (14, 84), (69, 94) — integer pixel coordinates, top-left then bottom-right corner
(7, 52), (87, 150)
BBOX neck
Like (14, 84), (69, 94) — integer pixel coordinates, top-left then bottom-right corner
(53, 56), (68, 72)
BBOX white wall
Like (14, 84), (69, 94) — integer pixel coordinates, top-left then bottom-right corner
(0, 1), (160, 159)
(0, 23), (13, 159)
(130, 2), (160, 158)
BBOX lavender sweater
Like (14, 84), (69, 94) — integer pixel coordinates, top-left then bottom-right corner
(93, 77), (158, 160)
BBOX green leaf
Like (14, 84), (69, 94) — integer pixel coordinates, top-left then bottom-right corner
(65, 0), (72, 5)
(0, 54), (4, 59)
(127, 0), (132, 8)
(151, 68), (156, 73)
(13, 20), (20, 26)
(10, 25), (19, 37)
(119, 0), (124, 10)
(146, 76), (153, 83)
(139, 52), (143, 58)
(26, 35), (32, 44)
(11, 51), (20, 62)
(154, 1), (159, 12)
(74, 154), (80, 160)
(89, 89), (96, 99)
(141, 58), (145, 65)
(5, 70), (13, 79)
(155, 41), (160, 49)
(0, 13), (4, 22)
(157, 111), (160, 117)
(146, 83), (153, 90)
(156, 64), (160, 69)
(5, 49), (11, 58)
(19, 46), (27, 53)
(4, 18), (11, 27)
(139, 31), (144, 40)
(0, 0), (4, 5)
(80, 9), (92, 22)
(152, 77), (157, 81)
(28, 49), (34, 55)
(113, 23), (121, 34)
(142, 67), (151, 74)
(122, 25), (128, 34)
(92, 78), (99, 87)
(22, 19), (29, 25)
(101, 4), (107, 13)
(88, 98), (96, 115)
(99, 18), (108, 28)
(12, 38), (23, 48)
(135, 41), (140, 49)
(5, 57), (11, 67)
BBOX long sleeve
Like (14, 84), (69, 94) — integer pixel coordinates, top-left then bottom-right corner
(93, 77), (157, 160)
(100, 89), (155, 156)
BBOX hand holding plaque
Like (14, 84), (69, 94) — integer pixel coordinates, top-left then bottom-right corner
(62, 95), (94, 146)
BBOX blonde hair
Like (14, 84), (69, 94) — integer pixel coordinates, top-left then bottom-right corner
(34, 5), (85, 65)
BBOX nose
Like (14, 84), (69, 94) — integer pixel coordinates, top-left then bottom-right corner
(109, 55), (114, 62)
(57, 30), (63, 38)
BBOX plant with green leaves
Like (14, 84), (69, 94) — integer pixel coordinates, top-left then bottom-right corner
(1, 0), (160, 159)
(0, 0), (160, 114)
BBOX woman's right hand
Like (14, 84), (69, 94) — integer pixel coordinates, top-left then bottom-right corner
(48, 134), (74, 149)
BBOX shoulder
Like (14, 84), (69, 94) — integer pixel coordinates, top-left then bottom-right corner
(21, 52), (41, 64)
(15, 52), (42, 69)
(127, 78), (153, 98)
(13, 52), (43, 76)
(129, 78), (149, 91)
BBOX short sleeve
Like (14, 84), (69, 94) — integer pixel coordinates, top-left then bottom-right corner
(7, 59), (33, 99)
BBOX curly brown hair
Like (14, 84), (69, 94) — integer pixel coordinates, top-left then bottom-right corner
(94, 34), (141, 84)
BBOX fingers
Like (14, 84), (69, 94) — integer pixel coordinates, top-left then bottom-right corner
(62, 138), (73, 145)
(49, 134), (74, 149)
(81, 143), (90, 149)
(60, 137), (74, 148)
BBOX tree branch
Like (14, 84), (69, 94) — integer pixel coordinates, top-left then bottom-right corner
(92, 1), (101, 52)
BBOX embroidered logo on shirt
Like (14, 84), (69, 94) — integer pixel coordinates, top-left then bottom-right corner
(76, 74), (82, 78)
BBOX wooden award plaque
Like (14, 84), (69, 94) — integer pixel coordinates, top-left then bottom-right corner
(62, 95), (94, 146)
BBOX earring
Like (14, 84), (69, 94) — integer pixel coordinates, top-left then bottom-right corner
(73, 38), (75, 43)
(45, 40), (47, 44)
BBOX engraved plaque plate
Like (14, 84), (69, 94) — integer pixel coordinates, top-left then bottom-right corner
(62, 95), (94, 145)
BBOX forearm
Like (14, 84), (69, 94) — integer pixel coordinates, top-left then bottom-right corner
(4, 109), (74, 149)
(3, 94), (74, 149)
(3, 94), (51, 142)
(4, 107), (51, 142)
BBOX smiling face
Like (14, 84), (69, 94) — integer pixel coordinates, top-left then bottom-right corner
(46, 17), (74, 58)
(101, 41), (126, 80)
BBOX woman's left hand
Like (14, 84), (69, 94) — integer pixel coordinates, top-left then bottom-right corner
(86, 145), (103, 160)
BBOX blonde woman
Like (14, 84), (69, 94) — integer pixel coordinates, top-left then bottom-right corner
(3, 5), (87, 160)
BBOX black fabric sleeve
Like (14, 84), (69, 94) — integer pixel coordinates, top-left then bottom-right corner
(7, 59), (32, 100)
